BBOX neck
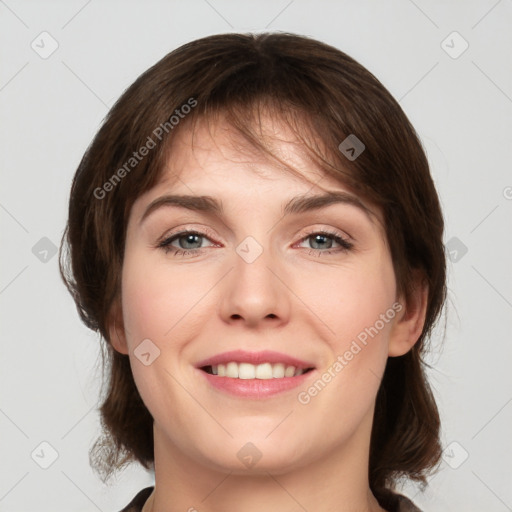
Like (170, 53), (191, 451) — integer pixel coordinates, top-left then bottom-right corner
(144, 407), (387, 512)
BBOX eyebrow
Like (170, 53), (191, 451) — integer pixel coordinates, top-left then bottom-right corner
(139, 191), (377, 225)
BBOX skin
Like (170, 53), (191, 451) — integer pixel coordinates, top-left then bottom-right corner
(110, 114), (428, 512)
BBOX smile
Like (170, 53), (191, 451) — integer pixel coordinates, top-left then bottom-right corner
(195, 350), (317, 398)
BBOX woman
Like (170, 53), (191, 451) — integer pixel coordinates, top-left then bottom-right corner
(60, 32), (446, 512)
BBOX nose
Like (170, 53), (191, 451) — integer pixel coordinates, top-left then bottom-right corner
(218, 242), (291, 328)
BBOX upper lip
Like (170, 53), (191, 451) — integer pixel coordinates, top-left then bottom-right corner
(195, 350), (315, 370)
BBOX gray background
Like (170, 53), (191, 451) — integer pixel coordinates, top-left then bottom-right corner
(1, 0), (511, 510)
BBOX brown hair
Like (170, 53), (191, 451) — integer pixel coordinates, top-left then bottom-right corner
(59, 32), (446, 507)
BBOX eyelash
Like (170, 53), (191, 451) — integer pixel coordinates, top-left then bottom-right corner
(157, 227), (353, 258)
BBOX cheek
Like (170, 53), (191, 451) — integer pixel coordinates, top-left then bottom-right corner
(304, 251), (396, 345)
(120, 255), (191, 421)
(121, 252), (199, 342)
(296, 267), (396, 438)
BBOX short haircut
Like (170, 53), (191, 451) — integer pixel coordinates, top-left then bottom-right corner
(59, 32), (447, 506)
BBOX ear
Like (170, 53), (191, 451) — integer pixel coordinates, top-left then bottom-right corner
(388, 270), (429, 357)
(107, 299), (129, 355)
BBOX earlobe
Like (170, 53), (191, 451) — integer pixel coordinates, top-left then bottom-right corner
(388, 272), (429, 357)
(107, 302), (129, 355)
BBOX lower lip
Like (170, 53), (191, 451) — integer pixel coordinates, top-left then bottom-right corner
(198, 369), (315, 398)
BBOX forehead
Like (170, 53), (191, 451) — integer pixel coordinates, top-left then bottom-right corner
(158, 113), (349, 191)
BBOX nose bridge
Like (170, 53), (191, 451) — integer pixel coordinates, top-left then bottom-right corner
(219, 232), (289, 325)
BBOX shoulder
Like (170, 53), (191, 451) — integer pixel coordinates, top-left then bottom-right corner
(379, 490), (423, 512)
(116, 486), (421, 512)
(395, 493), (423, 512)
(118, 486), (154, 512)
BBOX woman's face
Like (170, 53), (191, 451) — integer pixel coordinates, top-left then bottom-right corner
(114, 115), (408, 474)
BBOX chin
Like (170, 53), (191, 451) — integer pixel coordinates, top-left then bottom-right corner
(194, 435), (312, 476)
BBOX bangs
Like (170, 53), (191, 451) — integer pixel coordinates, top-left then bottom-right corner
(144, 96), (366, 211)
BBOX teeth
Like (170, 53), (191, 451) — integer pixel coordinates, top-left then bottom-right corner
(255, 362), (273, 379)
(284, 365), (295, 377)
(210, 362), (308, 379)
(272, 363), (285, 378)
(239, 362), (255, 379)
(226, 362), (239, 378)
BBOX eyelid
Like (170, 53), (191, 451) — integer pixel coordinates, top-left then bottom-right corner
(294, 227), (354, 251)
(156, 224), (220, 246)
(156, 224), (352, 245)
(296, 225), (354, 243)
(156, 224), (355, 258)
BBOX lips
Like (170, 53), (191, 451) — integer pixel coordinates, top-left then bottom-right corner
(195, 350), (316, 397)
